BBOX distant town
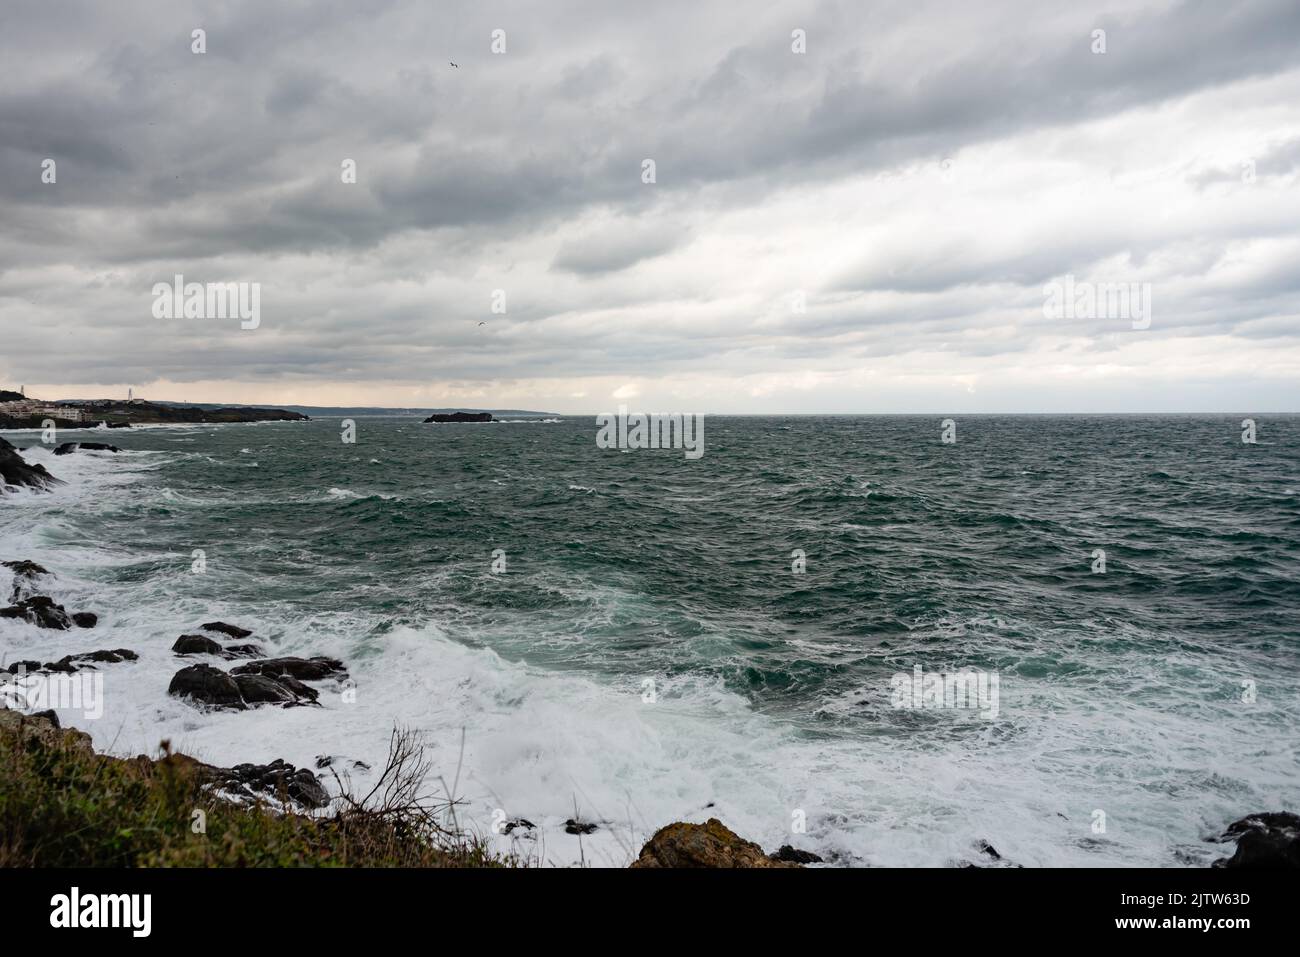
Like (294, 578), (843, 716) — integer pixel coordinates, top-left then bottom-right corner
(0, 388), (308, 428)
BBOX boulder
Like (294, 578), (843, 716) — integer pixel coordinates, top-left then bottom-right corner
(200, 621), (253, 639)
(565, 819), (598, 835)
(172, 634), (224, 656)
(232, 673), (300, 705)
(172, 634), (265, 659)
(770, 844), (824, 864)
(53, 442), (122, 455)
(1213, 812), (1300, 868)
(0, 441), (60, 492)
(231, 656), (347, 681)
(0, 596), (72, 629)
(630, 819), (801, 868)
(71, 612), (97, 629)
(213, 759), (330, 809)
(167, 664), (246, 710)
(169, 662), (320, 710)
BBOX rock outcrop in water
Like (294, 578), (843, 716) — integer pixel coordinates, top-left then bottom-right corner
(172, 633), (265, 659)
(169, 653), (346, 711)
(53, 442), (121, 455)
(3, 560), (50, 602)
(422, 411), (495, 423)
(1213, 812), (1300, 868)
(630, 818), (804, 868)
(0, 437), (59, 493)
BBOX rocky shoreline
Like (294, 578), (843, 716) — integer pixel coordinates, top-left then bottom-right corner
(2, 556), (1295, 866)
(0, 397), (308, 430)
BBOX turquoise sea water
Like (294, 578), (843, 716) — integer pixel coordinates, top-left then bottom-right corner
(2, 414), (1298, 866)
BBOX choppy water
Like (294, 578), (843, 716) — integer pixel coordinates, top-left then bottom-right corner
(2, 415), (1298, 866)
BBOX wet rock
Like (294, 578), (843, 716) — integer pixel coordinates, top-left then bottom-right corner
(221, 643), (265, 659)
(172, 634), (224, 656)
(71, 612), (97, 629)
(169, 662), (319, 710)
(3, 560), (50, 602)
(565, 819), (598, 835)
(1213, 812), (1300, 869)
(770, 844), (824, 864)
(206, 759), (330, 810)
(172, 633), (265, 660)
(0, 439), (60, 492)
(630, 818), (800, 868)
(200, 621), (253, 639)
(503, 818), (536, 835)
(231, 656), (347, 681)
(44, 649), (138, 672)
(232, 673), (301, 705)
(0, 596), (72, 629)
(977, 840), (1001, 860)
(3, 660), (43, 674)
(53, 442), (122, 455)
(167, 663), (246, 710)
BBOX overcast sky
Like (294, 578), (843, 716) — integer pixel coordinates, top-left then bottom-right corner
(1, 0), (1298, 413)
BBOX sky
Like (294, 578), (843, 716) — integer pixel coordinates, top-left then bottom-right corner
(0, 0), (1298, 414)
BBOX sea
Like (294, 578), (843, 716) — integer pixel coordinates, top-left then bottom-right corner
(2, 414), (1298, 867)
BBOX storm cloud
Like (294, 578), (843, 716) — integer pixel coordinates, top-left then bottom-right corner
(0, 0), (1297, 412)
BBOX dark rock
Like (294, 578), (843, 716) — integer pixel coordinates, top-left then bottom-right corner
(208, 759), (329, 809)
(167, 664), (246, 710)
(172, 634), (224, 656)
(71, 612), (97, 629)
(0, 596), (72, 629)
(1213, 812), (1300, 869)
(315, 755), (371, 772)
(231, 656), (347, 681)
(564, 819), (598, 835)
(3, 560), (50, 602)
(503, 818), (536, 835)
(4, 660), (42, 674)
(221, 643), (265, 659)
(630, 818), (800, 868)
(44, 649), (138, 672)
(770, 844), (824, 864)
(0, 442), (60, 492)
(106, 422), (131, 429)
(53, 442), (121, 456)
(423, 411), (494, 423)
(200, 621), (253, 639)
(232, 673), (300, 705)
(977, 839), (1001, 860)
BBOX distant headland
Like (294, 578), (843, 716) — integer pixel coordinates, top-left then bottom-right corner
(0, 391), (309, 429)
